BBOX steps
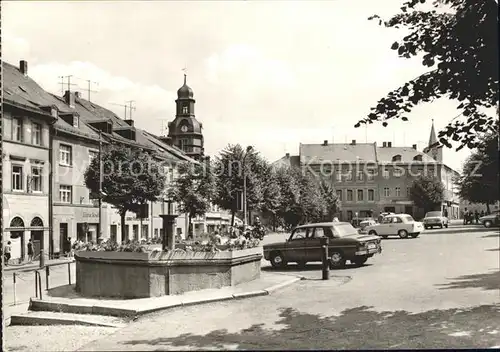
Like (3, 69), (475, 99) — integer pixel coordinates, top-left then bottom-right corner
(9, 310), (128, 328)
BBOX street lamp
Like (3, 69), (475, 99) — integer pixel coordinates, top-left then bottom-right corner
(242, 145), (253, 230)
(98, 131), (103, 244)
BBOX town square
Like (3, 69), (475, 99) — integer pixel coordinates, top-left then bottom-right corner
(1, 0), (499, 351)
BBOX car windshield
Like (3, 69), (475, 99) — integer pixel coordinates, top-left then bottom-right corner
(425, 211), (442, 217)
(331, 223), (359, 237)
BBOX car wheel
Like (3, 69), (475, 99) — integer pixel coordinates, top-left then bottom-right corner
(484, 220), (492, 228)
(353, 256), (368, 266)
(424, 225), (429, 229)
(368, 230), (377, 236)
(329, 251), (346, 269)
(296, 260), (307, 268)
(398, 229), (409, 239)
(270, 252), (287, 268)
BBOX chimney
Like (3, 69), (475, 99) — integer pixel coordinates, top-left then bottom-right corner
(63, 90), (75, 108)
(412, 144), (417, 150)
(388, 142), (392, 147)
(19, 60), (28, 76)
(124, 119), (134, 127)
(382, 142), (387, 147)
(285, 153), (290, 158)
(74, 92), (82, 99)
(351, 140), (356, 145)
(323, 140), (328, 146)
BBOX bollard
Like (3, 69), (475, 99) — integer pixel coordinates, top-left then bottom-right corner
(45, 265), (50, 290)
(38, 271), (43, 300)
(320, 236), (330, 280)
(13, 273), (17, 305)
(68, 262), (72, 285)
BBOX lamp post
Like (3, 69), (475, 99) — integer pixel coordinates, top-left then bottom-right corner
(242, 145), (253, 230)
(98, 131), (103, 243)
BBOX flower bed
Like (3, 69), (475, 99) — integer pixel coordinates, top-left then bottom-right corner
(74, 235), (263, 298)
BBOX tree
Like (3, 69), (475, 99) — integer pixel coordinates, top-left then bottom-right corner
(84, 143), (166, 242)
(259, 166), (282, 230)
(355, 0), (498, 151)
(213, 144), (265, 226)
(456, 127), (499, 212)
(319, 180), (341, 221)
(275, 166), (302, 230)
(168, 160), (217, 237)
(409, 175), (445, 214)
(298, 171), (327, 224)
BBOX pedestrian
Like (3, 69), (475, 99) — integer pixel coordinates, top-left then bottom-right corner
(4, 241), (12, 266)
(27, 239), (34, 262)
(474, 210), (479, 224)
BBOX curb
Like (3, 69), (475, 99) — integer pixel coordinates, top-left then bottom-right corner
(9, 314), (124, 328)
(24, 277), (301, 323)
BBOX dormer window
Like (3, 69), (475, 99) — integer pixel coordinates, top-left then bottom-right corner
(413, 155), (423, 161)
(392, 155), (402, 162)
(73, 115), (79, 128)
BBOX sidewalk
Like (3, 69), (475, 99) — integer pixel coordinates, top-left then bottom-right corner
(20, 271), (302, 321)
(4, 258), (74, 273)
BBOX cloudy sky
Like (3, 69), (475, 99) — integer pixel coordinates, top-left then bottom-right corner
(3, 0), (471, 170)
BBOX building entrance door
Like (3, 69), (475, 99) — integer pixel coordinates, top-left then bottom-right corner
(60, 223), (68, 255)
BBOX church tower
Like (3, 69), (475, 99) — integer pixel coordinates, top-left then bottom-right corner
(167, 74), (204, 161)
(423, 119), (443, 162)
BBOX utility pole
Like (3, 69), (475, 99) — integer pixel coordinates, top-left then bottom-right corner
(58, 75), (77, 94)
(126, 100), (136, 120)
(98, 131), (103, 243)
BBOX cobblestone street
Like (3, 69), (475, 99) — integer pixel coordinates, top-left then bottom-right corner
(65, 225), (500, 351)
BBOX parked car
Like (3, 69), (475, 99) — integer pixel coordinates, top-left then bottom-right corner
(263, 222), (382, 269)
(479, 210), (500, 228)
(351, 217), (375, 229)
(358, 219), (377, 234)
(422, 211), (449, 229)
(365, 214), (424, 239)
(377, 212), (395, 223)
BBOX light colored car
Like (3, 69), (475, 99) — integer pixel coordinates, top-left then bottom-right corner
(358, 219), (377, 234)
(423, 211), (449, 229)
(365, 214), (424, 239)
(479, 210), (500, 228)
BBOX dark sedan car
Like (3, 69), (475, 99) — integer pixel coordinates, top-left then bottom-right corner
(263, 222), (382, 269)
(479, 211), (500, 228)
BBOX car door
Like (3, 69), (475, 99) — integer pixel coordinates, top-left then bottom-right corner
(392, 216), (404, 232)
(377, 216), (393, 235)
(303, 227), (326, 262)
(285, 227), (308, 262)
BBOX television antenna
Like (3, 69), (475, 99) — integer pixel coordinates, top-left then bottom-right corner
(126, 100), (136, 120)
(58, 75), (77, 95)
(109, 102), (128, 119)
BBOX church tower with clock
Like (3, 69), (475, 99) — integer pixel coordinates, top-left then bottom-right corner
(167, 74), (205, 161)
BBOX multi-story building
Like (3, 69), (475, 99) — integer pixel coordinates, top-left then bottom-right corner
(2, 60), (55, 262)
(273, 123), (462, 221)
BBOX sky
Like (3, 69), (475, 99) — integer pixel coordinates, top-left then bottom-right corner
(2, 0), (473, 171)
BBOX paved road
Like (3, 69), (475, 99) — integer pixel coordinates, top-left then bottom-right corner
(74, 224), (500, 350)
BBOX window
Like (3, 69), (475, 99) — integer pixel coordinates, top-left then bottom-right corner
(290, 228), (308, 240)
(368, 189), (375, 201)
(413, 155), (423, 161)
(345, 170), (352, 181)
(383, 187), (390, 197)
(73, 115), (79, 128)
(13, 117), (23, 142)
(89, 150), (98, 165)
(357, 189), (364, 201)
(394, 168), (403, 177)
(59, 145), (72, 166)
(313, 227), (326, 238)
(182, 106), (188, 114)
(347, 211), (353, 221)
(392, 216), (403, 223)
(336, 190), (342, 201)
(347, 189), (353, 201)
(357, 170), (363, 181)
(60, 185), (72, 203)
(382, 169), (390, 179)
(392, 155), (402, 162)
(395, 187), (401, 197)
(12, 166), (23, 191)
(32, 122), (42, 145)
(335, 170), (342, 181)
(427, 167), (435, 176)
(31, 167), (42, 192)
(367, 169), (375, 181)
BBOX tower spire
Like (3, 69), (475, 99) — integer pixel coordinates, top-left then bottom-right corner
(182, 66), (187, 85)
(428, 118), (438, 147)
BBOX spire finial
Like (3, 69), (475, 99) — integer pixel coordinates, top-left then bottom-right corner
(182, 66), (187, 85)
